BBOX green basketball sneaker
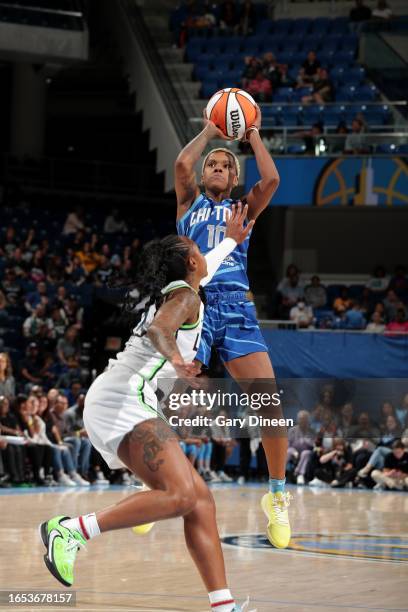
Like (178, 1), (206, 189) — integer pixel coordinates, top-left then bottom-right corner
(39, 516), (86, 587)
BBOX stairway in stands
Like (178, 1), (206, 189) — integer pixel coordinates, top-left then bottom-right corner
(141, 0), (203, 121)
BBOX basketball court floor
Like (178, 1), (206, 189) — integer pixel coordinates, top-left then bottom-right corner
(0, 484), (407, 612)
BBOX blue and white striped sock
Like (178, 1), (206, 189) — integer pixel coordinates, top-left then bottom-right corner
(269, 477), (286, 494)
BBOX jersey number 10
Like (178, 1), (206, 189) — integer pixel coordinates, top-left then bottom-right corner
(207, 224), (226, 249)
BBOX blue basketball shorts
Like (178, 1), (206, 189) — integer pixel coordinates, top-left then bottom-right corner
(196, 292), (268, 367)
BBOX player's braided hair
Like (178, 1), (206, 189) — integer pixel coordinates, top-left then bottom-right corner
(114, 235), (191, 317)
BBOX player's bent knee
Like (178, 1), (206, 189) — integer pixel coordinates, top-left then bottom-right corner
(170, 484), (198, 516)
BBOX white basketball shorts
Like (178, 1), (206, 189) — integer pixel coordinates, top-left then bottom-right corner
(83, 364), (163, 469)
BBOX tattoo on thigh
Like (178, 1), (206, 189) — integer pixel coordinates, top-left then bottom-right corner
(130, 420), (175, 472)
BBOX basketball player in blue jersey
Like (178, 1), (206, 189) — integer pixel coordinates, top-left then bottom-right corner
(175, 106), (292, 549)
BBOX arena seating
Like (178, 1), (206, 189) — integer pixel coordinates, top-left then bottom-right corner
(180, 14), (393, 131)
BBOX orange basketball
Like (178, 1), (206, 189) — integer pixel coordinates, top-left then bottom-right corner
(205, 88), (257, 140)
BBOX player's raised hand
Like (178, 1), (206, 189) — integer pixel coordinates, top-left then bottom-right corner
(225, 202), (255, 244)
(202, 108), (232, 141)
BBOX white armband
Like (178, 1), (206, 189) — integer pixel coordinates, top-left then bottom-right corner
(201, 237), (237, 287)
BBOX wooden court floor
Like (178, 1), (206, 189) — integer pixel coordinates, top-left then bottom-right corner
(0, 484), (407, 612)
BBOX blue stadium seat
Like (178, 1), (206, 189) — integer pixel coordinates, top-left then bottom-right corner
(220, 69), (242, 87)
(398, 144), (408, 154)
(231, 56), (246, 70)
(281, 41), (301, 53)
(274, 19), (293, 35)
(310, 17), (331, 34)
(292, 18), (312, 35)
(223, 38), (242, 53)
(302, 108), (322, 125)
(277, 50), (295, 64)
(220, 53), (236, 66)
(286, 143), (307, 154)
(319, 50), (336, 66)
(341, 34), (359, 52)
(292, 87), (313, 101)
(256, 20), (273, 35)
(336, 49), (356, 63)
(242, 40), (262, 55)
(376, 144), (399, 154)
(336, 85), (356, 102)
(201, 79), (219, 99)
(186, 41), (204, 62)
(204, 37), (224, 54)
(322, 109), (344, 126)
(321, 39), (340, 53)
(291, 51), (306, 65)
(355, 84), (378, 101)
(197, 53), (216, 68)
(300, 35), (324, 52)
(194, 66), (214, 81)
(261, 36), (280, 53)
(364, 110), (385, 126)
(330, 17), (349, 34)
(274, 87), (294, 102)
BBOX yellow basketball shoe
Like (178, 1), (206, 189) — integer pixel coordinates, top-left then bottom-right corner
(261, 491), (292, 549)
(131, 483), (155, 535)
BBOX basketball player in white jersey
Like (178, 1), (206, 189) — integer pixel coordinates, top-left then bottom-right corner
(39, 204), (255, 612)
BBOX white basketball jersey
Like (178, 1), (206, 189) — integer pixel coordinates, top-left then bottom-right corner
(110, 280), (204, 387)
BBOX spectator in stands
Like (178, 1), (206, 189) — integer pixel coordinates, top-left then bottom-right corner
(262, 53), (282, 90)
(0, 353), (15, 398)
(301, 68), (334, 105)
(8, 247), (27, 278)
(389, 265), (408, 296)
(278, 63), (296, 88)
(25, 281), (48, 313)
(379, 401), (397, 433)
(65, 256), (86, 285)
(290, 298), (314, 328)
(350, 411), (381, 440)
(371, 439), (408, 490)
(297, 51), (321, 87)
(1, 268), (22, 305)
(366, 265), (390, 293)
(343, 300), (366, 329)
(333, 287), (352, 315)
(103, 209), (129, 234)
(385, 307), (408, 335)
(396, 394), (408, 429)
(0, 226), (17, 257)
(344, 118), (368, 154)
(20, 343), (47, 390)
(261, 129), (284, 154)
(0, 437), (10, 488)
(372, 0), (392, 21)
(277, 264), (305, 318)
(310, 386), (336, 433)
(336, 402), (356, 438)
(23, 304), (54, 340)
(0, 290), (9, 323)
(238, 0), (257, 36)
(287, 410), (315, 485)
(211, 411), (235, 482)
(242, 57), (262, 88)
(64, 295), (84, 328)
(219, 0), (238, 32)
(75, 242), (101, 275)
(57, 393), (91, 482)
(0, 396), (26, 485)
(365, 311), (386, 333)
(304, 275), (327, 309)
(62, 206), (86, 236)
(46, 255), (65, 285)
(50, 306), (69, 339)
(94, 255), (114, 285)
(383, 289), (403, 321)
(293, 122), (325, 154)
(246, 69), (272, 102)
(349, 0), (372, 32)
(57, 326), (80, 368)
(309, 437), (353, 487)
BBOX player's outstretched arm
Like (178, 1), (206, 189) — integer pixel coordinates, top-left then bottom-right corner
(147, 289), (201, 378)
(175, 117), (228, 220)
(244, 105), (280, 221)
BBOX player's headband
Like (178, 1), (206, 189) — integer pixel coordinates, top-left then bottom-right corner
(201, 148), (241, 179)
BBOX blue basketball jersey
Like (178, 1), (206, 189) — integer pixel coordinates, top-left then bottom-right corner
(176, 193), (250, 292)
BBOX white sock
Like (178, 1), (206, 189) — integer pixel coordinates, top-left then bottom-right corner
(209, 589), (235, 611)
(62, 513), (101, 540)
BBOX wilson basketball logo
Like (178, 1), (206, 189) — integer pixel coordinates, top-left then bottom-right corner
(206, 88), (257, 140)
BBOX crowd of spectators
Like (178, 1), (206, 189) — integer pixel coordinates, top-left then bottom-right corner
(241, 50), (334, 105)
(286, 388), (408, 491)
(274, 264), (408, 332)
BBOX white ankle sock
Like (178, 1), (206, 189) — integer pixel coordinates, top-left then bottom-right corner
(62, 513), (101, 540)
(209, 589), (235, 611)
